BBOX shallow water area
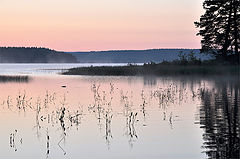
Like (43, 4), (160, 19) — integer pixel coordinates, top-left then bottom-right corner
(0, 64), (239, 159)
(0, 63), (138, 75)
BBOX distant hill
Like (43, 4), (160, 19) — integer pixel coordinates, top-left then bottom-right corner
(0, 47), (77, 63)
(68, 49), (211, 63)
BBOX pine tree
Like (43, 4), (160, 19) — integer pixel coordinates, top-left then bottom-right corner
(195, 0), (240, 63)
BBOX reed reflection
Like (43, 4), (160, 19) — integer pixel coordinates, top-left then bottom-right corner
(0, 77), (197, 158)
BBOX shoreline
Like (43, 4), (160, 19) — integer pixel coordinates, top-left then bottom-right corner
(62, 64), (240, 76)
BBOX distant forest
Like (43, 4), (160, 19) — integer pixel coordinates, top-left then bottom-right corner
(0, 48), (212, 63)
(68, 49), (211, 63)
(0, 47), (77, 63)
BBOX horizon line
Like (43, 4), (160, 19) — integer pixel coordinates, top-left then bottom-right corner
(60, 48), (201, 52)
(0, 46), (201, 52)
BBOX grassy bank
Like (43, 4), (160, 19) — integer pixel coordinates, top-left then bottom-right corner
(62, 63), (240, 76)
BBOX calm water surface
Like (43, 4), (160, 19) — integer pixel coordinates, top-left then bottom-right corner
(0, 63), (140, 75)
(0, 64), (239, 159)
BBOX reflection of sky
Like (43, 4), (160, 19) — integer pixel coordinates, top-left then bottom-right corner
(0, 63), (135, 75)
(0, 75), (205, 159)
(0, 0), (204, 51)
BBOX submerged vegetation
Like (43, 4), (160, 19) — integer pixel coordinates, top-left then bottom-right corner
(2, 81), (190, 157)
(0, 75), (239, 159)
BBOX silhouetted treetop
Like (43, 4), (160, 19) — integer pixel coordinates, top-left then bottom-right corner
(195, 0), (240, 63)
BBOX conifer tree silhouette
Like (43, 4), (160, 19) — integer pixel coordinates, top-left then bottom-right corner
(195, 0), (240, 63)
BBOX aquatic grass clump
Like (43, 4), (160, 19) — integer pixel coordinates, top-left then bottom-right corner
(0, 75), (30, 83)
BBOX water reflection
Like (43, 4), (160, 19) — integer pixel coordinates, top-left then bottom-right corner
(143, 76), (157, 86)
(199, 78), (240, 159)
(2, 75), (236, 159)
(0, 75), (30, 83)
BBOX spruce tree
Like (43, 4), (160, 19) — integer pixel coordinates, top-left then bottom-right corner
(195, 0), (240, 63)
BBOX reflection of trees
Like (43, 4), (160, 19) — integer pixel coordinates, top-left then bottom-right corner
(143, 76), (156, 86)
(0, 75), (30, 83)
(199, 81), (240, 159)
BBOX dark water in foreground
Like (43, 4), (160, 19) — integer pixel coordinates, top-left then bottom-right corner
(0, 70), (239, 158)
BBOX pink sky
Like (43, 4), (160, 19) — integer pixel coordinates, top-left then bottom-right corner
(0, 0), (204, 51)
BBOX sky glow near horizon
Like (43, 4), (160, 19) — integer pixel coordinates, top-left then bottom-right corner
(0, 0), (204, 51)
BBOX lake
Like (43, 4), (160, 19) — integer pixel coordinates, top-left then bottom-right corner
(0, 63), (141, 75)
(0, 64), (239, 159)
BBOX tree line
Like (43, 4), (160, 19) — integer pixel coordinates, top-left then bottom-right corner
(0, 47), (77, 63)
(195, 0), (240, 64)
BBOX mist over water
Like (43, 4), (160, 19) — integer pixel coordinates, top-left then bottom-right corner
(0, 64), (239, 159)
(0, 63), (135, 75)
